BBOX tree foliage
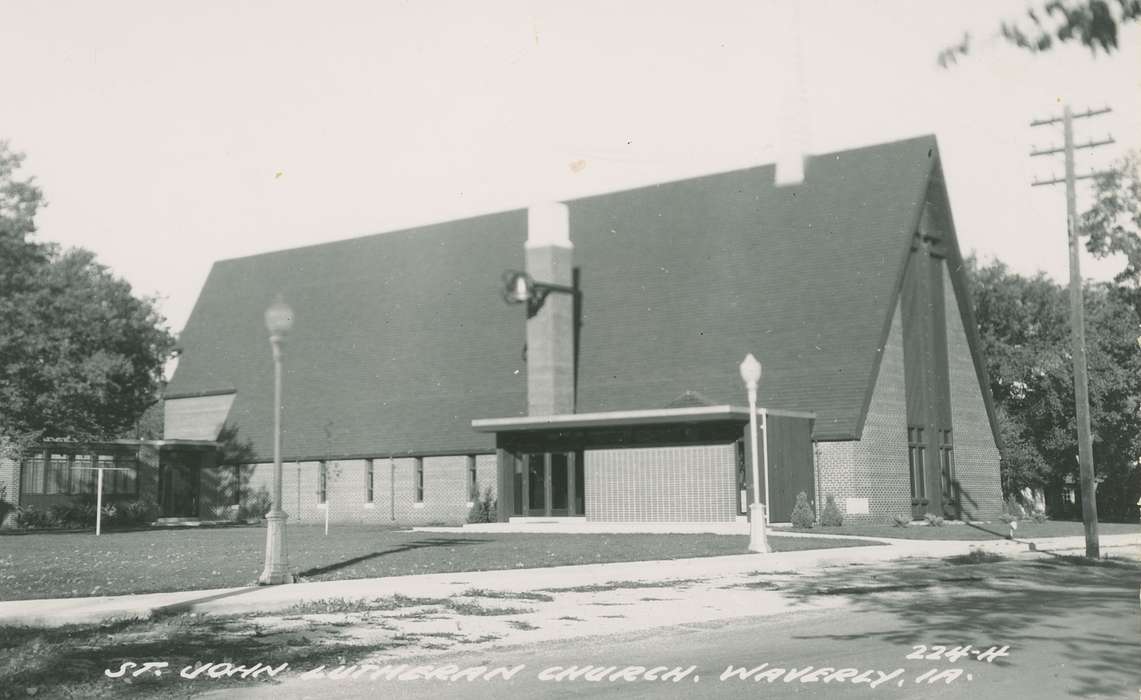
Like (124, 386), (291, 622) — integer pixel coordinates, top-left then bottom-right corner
(966, 153), (1141, 519)
(1081, 152), (1141, 285)
(0, 142), (174, 449)
(938, 0), (1141, 67)
(966, 261), (1141, 519)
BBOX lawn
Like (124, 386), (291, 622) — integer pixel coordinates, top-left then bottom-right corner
(789, 519), (1141, 541)
(0, 526), (878, 601)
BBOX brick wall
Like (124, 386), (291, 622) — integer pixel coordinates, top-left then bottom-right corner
(231, 454), (496, 525)
(584, 444), (737, 522)
(0, 456), (17, 504)
(816, 304), (912, 524)
(944, 268), (1003, 520)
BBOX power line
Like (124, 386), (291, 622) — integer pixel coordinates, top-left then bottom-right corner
(1028, 103), (1116, 559)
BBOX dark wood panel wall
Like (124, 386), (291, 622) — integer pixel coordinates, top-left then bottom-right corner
(901, 211), (955, 516)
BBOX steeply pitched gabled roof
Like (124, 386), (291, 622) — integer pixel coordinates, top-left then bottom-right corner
(167, 134), (992, 460)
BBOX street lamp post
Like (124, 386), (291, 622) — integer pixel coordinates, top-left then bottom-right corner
(259, 297), (294, 585)
(739, 353), (770, 554)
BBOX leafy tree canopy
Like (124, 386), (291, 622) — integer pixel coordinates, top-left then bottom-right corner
(0, 142), (174, 451)
(965, 154), (1141, 518)
(967, 258), (1141, 517)
(1081, 152), (1141, 284)
(938, 0), (1141, 67)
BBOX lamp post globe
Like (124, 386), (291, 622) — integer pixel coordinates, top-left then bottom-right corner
(265, 297), (294, 336)
(259, 296), (294, 585)
(739, 353), (761, 389)
(740, 353), (769, 554)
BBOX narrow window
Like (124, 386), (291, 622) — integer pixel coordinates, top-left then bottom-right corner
(467, 455), (477, 500)
(318, 461), (327, 504)
(21, 452), (46, 495)
(414, 457), (424, 503)
(366, 459), (374, 503)
(97, 455), (116, 494)
(71, 455), (94, 494)
(939, 430), (955, 504)
(46, 454), (69, 495)
(907, 427), (926, 500)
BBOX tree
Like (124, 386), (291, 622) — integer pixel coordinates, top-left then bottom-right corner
(1081, 151), (1141, 285)
(938, 0), (1141, 67)
(0, 143), (175, 451)
(966, 257), (1141, 519)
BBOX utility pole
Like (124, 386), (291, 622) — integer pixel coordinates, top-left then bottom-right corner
(1030, 104), (1115, 559)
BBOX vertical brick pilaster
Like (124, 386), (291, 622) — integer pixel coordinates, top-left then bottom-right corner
(526, 202), (575, 416)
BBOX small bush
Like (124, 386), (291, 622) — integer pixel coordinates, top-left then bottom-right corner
(116, 498), (159, 527)
(14, 505), (60, 529)
(47, 496), (99, 528)
(999, 512), (1017, 524)
(467, 484), (498, 524)
(820, 495), (843, 527)
(238, 486), (273, 522)
(924, 512), (945, 527)
(789, 491), (815, 528)
(0, 485), (14, 528)
(1003, 495), (1026, 519)
(1030, 511), (1048, 524)
(891, 514), (911, 527)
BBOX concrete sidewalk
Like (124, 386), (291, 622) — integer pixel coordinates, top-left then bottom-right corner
(2, 532), (1137, 629)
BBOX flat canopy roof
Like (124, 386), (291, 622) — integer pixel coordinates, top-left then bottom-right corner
(471, 405), (815, 433)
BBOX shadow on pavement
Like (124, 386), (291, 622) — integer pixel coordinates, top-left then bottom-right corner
(295, 537), (488, 578)
(779, 554), (1141, 698)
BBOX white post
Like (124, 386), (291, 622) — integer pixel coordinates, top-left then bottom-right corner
(740, 354), (770, 554)
(324, 488), (330, 536)
(95, 467), (104, 537)
(761, 408), (772, 527)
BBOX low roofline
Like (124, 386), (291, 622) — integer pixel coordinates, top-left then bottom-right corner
(472, 405), (815, 433)
(163, 388), (237, 401)
(36, 438), (219, 449)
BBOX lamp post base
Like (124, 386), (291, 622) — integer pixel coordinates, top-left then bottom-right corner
(748, 503), (770, 554)
(258, 510), (294, 585)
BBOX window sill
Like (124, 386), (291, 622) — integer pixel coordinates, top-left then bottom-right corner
(413, 502), (425, 509)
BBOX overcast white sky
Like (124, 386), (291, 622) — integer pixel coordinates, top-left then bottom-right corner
(3, 1), (1139, 335)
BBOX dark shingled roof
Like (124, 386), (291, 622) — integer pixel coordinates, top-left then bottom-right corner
(168, 134), (983, 461)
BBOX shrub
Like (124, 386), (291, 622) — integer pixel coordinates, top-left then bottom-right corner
(1030, 511), (1048, 524)
(238, 486), (273, 523)
(1003, 496), (1026, 519)
(15, 505), (60, 529)
(467, 485), (497, 524)
(0, 485), (13, 528)
(999, 512), (1018, 524)
(891, 514), (911, 527)
(819, 495), (843, 527)
(789, 491), (815, 528)
(49, 496), (98, 528)
(924, 512), (945, 527)
(116, 498), (159, 527)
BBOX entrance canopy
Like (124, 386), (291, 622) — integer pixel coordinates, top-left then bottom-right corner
(473, 405), (816, 524)
(472, 405), (813, 433)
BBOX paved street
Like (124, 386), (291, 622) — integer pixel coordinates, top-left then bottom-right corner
(198, 548), (1141, 700)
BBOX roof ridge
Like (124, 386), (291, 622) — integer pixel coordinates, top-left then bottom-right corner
(211, 134), (940, 266)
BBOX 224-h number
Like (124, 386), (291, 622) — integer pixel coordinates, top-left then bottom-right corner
(907, 645), (1010, 663)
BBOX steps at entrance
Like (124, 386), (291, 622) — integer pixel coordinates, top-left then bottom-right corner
(154, 517), (202, 526)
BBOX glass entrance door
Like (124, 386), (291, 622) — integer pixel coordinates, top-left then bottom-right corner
(526, 454), (546, 516)
(521, 451), (582, 517)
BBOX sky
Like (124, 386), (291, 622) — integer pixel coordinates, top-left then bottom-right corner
(2, 1), (1139, 337)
